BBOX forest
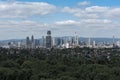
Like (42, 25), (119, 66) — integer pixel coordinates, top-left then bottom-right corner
(0, 47), (120, 80)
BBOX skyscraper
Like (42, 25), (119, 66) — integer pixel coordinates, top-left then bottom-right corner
(52, 37), (56, 47)
(31, 35), (35, 48)
(35, 39), (40, 48)
(46, 30), (52, 48)
(74, 32), (79, 46)
(113, 35), (115, 47)
(92, 41), (96, 48)
(26, 36), (30, 48)
(86, 37), (91, 47)
(31, 35), (34, 43)
(42, 36), (45, 48)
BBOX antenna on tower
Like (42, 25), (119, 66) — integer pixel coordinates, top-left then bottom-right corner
(113, 35), (115, 47)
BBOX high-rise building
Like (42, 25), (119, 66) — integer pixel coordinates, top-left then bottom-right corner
(35, 39), (40, 48)
(86, 37), (91, 47)
(60, 38), (63, 46)
(92, 41), (96, 48)
(116, 41), (120, 47)
(52, 37), (56, 47)
(31, 35), (34, 43)
(56, 38), (61, 46)
(17, 42), (21, 48)
(41, 36), (45, 48)
(113, 35), (116, 47)
(74, 32), (79, 46)
(26, 36), (30, 48)
(46, 30), (52, 48)
(31, 35), (35, 48)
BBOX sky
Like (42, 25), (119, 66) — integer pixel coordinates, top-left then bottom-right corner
(0, 0), (120, 40)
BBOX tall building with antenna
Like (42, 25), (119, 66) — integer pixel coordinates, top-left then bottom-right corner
(113, 35), (116, 48)
(46, 30), (52, 48)
(31, 35), (35, 48)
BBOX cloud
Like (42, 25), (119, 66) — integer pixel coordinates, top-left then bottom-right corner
(0, 1), (120, 39)
(62, 5), (120, 20)
(77, 1), (90, 6)
(62, 7), (99, 19)
(0, 1), (56, 18)
(0, 18), (120, 39)
(85, 6), (109, 13)
(81, 19), (112, 24)
(53, 19), (120, 38)
(0, 20), (53, 39)
(106, 8), (120, 19)
(54, 19), (113, 28)
(53, 19), (120, 37)
(55, 20), (80, 26)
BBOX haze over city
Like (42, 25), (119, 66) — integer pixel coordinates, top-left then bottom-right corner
(0, 0), (120, 40)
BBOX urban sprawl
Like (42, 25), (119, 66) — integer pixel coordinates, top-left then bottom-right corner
(0, 31), (119, 49)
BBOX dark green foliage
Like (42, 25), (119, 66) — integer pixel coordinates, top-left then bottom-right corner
(0, 47), (120, 80)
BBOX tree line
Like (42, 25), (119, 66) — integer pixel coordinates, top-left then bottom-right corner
(0, 47), (120, 80)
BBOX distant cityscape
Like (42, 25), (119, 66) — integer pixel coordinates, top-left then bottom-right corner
(0, 30), (120, 49)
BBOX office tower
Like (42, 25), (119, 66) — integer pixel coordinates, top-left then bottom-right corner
(74, 32), (79, 46)
(35, 39), (40, 48)
(46, 30), (52, 48)
(52, 37), (56, 47)
(31, 35), (35, 48)
(17, 42), (21, 48)
(72, 37), (74, 44)
(116, 41), (120, 47)
(68, 36), (71, 42)
(92, 41), (96, 48)
(41, 36), (45, 47)
(62, 37), (65, 45)
(60, 38), (63, 46)
(31, 35), (34, 43)
(86, 37), (91, 47)
(26, 36), (30, 48)
(56, 38), (61, 46)
(64, 37), (67, 45)
(113, 35), (115, 47)
(20, 40), (25, 49)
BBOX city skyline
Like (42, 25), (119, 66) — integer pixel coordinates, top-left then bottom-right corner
(0, 0), (120, 40)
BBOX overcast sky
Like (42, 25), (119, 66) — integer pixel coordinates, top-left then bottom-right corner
(0, 0), (120, 40)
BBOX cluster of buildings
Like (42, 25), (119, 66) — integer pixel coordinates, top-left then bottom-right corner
(0, 31), (120, 49)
